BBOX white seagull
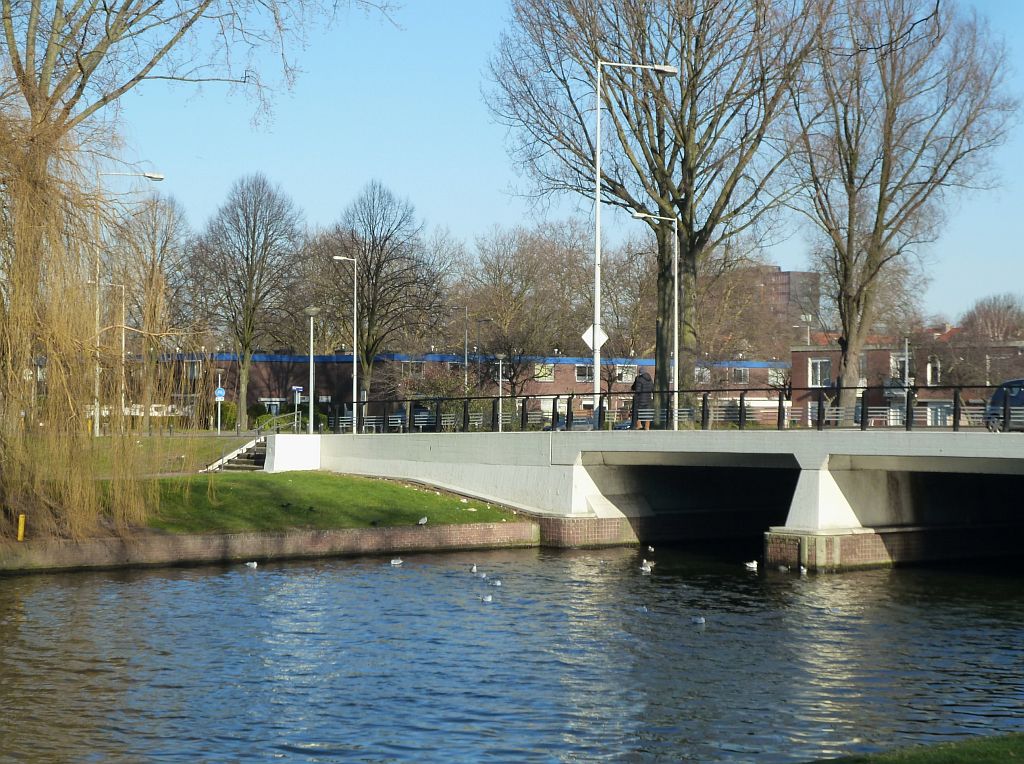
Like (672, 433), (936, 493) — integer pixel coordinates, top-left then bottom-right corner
(691, 615), (706, 625)
(391, 558), (403, 566)
(481, 594), (493, 603)
(470, 564), (478, 574)
(744, 560), (758, 571)
(418, 516), (428, 525)
(640, 559), (656, 574)
(245, 561), (258, 569)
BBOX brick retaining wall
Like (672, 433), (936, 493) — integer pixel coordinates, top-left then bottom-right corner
(0, 522), (541, 574)
(765, 523), (1024, 572)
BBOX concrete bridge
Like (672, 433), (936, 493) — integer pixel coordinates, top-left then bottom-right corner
(265, 430), (1024, 571)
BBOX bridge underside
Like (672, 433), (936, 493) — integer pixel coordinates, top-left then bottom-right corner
(282, 431), (1024, 571)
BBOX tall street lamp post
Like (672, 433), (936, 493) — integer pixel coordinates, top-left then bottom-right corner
(632, 211), (680, 430)
(93, 170), (164, 437)
(593, 59), (677, 408)
(304, 306), (320, 434)
(495, 352), (506, 433)
(332, 255), (358, 434)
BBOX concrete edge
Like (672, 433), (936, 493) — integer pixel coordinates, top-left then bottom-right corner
(0, 522), (541, 575)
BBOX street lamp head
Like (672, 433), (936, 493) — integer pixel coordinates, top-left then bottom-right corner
(495, 353), (507, 360)
(332, 255), (356, 263)
(304, 306), (321, 317)
(142, 172), (165, 182)
(652, 64), (679, 76)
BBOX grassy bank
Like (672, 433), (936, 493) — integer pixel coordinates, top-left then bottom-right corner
(94, 434), (250, 476)
(809, 733), (1024, 763)
(150, 472), (517, 534)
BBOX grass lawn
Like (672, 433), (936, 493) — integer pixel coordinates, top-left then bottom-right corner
(150, 471), (518, 533)
(808, 733), (1024, 763)
(94, 434), (250, 476)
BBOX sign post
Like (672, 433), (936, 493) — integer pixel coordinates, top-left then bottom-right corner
(292, 386), (303, 432)
(214, 373), (225, 434)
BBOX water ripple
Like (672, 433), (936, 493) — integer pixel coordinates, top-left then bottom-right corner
(0, 550), (1022, 761)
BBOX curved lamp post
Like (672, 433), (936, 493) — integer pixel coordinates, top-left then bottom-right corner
(332, 255), (358, 433)
(593, 59), (677, 407)
(632, 211), (680, 430)
(304, 306), (320, 433)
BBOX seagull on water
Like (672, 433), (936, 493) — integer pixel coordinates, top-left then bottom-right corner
(691, 615), (706, 625)
(640, 559), (656, 574)
(470, 564), (477, 574)
(481, 594), (493, 603)
(245, 561), (258, 569)
(418, 516), (428, 525)
(647, 545), (655, 553)
(391, 558), (403, 566)
(491, 579), (502, 587)
(744, 560), (758, 571)
(800, 565), (808, 576)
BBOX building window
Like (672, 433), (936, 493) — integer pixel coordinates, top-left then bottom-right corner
(768, 368), (787, 387)
(891, 355), (912, 383)
(694, 366), (711, 384)
(926, 355), (941, 386)
(535, 362), (554, 382)
(809, 358), (832, 387)
(616, 364), (638, 383)
(402, 361), (424, 378)
(575, 364), (594, 383)
(731, 367), (749, 384)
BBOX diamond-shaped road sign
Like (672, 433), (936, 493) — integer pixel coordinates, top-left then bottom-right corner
(582, 324), (608, 350)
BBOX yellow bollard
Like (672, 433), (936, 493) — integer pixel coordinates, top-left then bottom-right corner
(17, 513), (25, 542)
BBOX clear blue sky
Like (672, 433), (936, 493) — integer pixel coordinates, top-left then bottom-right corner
(116, 0), (1024, 323)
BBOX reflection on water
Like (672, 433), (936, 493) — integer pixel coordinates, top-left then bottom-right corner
(0, 548), (1022, 762)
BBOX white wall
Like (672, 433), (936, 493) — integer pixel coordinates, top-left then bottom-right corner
(265, 434), (321, 472)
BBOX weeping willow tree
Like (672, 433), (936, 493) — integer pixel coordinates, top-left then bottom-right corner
(0, 0), (390, 539)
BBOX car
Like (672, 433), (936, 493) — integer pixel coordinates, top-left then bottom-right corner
(543, 417), (594, 431)
(985, 379), (1024, 432)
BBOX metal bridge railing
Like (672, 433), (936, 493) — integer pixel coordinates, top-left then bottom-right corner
(311, 383), (1021, 435)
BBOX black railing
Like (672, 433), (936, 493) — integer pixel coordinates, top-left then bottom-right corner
(315, 383), (1020, 434)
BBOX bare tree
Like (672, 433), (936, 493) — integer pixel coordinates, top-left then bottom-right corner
(194, 174), (303, 428)
(109, 194), (196, 432)
(306, 181), (449, 399)
(789, 0), (1016, 416)
(489, 0), (818, 403)
(960, 293), (1024, 342)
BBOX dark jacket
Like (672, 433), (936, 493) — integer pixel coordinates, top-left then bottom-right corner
(631, 371), (654, 406)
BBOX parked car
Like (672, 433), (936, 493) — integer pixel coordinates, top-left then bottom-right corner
(985, 379), (1024, 432)
(543, 417), (594, 431)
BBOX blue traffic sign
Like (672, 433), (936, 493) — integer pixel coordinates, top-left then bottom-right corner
(214, 387), (226, 398)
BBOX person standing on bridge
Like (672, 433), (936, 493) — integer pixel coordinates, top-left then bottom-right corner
(631, 368), (654, 430)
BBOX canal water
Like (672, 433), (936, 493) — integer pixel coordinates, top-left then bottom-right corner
(1, 547), (1021, 762)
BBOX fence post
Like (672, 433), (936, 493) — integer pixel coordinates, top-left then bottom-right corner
(816, 389), (824, 431)
(953, 388), (962, 432)
(491, 398), (499, 431)
(462, 398), (470, 432)
(738, 392), (747, 430)
(596, 393), (605, 430)
(777, 394), (785, 430)
(520, 396), (529, 430)
(701, 393), (710, 430)
(906, 388), (915, 431)
(552, 396), (560, 430)
(860, 388), (869, 430)
(566, 395), (574, 429)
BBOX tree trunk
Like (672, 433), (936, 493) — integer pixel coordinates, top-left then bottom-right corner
(238, 354), (251, 430)
(653, 228), (672, 427)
